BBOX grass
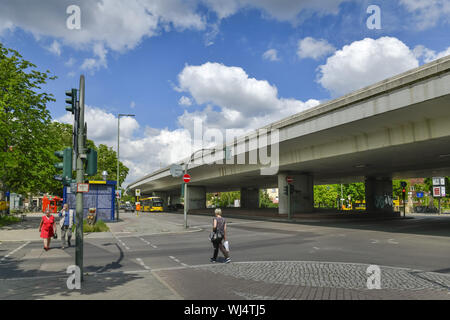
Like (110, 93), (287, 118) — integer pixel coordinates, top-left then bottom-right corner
(0, 215), (22, 227)
(82, 220), (110, 233)
(70, 220), (110, 233)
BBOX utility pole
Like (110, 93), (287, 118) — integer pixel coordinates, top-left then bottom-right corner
(75, 75), (86, 281)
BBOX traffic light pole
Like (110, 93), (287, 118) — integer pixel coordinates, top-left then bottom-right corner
(184, 164), (188, 229)
(75, 75), (85, 281)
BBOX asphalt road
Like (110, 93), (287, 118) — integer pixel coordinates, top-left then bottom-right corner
(1, 212), (449, 299)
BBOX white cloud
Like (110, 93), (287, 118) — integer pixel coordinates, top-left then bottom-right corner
(400, 0), (450, 29)
(262, 49), (280, 61)
(65, 57), (76, 67)
(81, 43), (108, 72)
(297, 37), (335, 60)
(48, 40), (61, 56)
(176, 62), (320, 131)
(201, 0), (350, 23)
(179, 96), (193, 106)
(57, 106), (193, 187)
(130, 101), (136, 109)
(0, 0), (352, 71)
(0, 0), (206, 73)
(414, 45), (450, 63)
(56, 62), (322, 186)
(317, 37), (419, 96)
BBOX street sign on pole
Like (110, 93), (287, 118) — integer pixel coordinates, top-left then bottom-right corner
(77, 183), (89, 193)
(433, 187), (441, 197)
(135, 189), (141, 197)
(433, 177), (444, 186)
(416, 192), (424, 198)
(286, 176), (293, 184)
(183, 174), (191, 183)
(441, 186), (446, 197)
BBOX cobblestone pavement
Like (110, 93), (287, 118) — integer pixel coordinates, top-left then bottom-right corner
(156, 261), (450, 300)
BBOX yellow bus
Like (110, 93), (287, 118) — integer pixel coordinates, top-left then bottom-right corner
(140, 197), (164, 212)
(342, 200), (366, 211)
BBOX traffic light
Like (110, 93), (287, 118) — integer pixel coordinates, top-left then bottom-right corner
(400, 181), (407, 200)
(65, 89), (78, 114)
(86, 148), (98, 176)
(54, 147), (73, 185)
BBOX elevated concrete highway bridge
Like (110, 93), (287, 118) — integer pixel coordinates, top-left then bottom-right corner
(129, 55), (450, 215)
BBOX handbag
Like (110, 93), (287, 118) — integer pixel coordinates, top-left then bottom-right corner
(223, 241), (230, 252)
(53, 229), (58, 239)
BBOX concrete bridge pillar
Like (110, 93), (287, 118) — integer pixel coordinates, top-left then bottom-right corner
(364, 177), (394, 214)
(153, 192), (168, 209)
(187, 186), (206, 210)
(240, 188), (259, 209)
(278, 173), (314, 214)
(168, 194), (181, 206)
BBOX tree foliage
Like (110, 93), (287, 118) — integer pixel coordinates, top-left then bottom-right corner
(0, 43), (56, 195)
(88, 144), (129, 188)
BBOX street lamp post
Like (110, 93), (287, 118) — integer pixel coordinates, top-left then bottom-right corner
(117, 113), (135, 221)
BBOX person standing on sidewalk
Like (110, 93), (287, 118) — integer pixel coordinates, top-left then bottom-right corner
(39, 208), (55, 251)
(210, 208), (231, 263)
(59, 203), (74, 249)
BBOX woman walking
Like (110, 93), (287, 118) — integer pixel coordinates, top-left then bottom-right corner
(210, 208), (231, 263)
(39, 208), (56, 251)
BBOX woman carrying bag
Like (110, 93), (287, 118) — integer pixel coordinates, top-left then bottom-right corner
(39, 208), (56, 251)
(210, 208), (231, 263)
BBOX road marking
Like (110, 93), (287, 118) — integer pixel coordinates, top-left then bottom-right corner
(136, 258), (151, 270)
(388, 239), (399, 244)
(112, 233), (130, 250)
(168, 255), (188, 267)
(137, 237), (158, 249)
(0, 241), (30, 262)
(371, 239), (379, 244)
(313, 247), (320, 250)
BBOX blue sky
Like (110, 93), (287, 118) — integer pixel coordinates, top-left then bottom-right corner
(1, 0), (449, 186)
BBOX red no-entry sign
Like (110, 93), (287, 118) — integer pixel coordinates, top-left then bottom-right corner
(183, 174), (191, 183)
(286, 176), (293, 184)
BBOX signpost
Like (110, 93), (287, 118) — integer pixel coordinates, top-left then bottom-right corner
(77, 183), (89, 193)
(183, 174), (190, 228)
(432, 177), (446, 214)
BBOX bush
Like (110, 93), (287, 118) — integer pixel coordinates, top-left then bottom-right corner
(83, 220), (110, 233)
(0, 215), (21, 227)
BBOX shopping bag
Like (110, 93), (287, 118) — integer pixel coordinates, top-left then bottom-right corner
(223, 240), (230, 252)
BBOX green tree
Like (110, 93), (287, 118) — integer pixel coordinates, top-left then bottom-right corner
(88, 144), (129, 187)
(260, 189), (277, 208)
(0, 43), (57, 196)
(314, 184), (339, 208)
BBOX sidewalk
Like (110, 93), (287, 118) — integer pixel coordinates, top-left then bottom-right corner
(0, 211), (202, 242)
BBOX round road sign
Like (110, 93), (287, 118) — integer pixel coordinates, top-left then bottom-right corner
(286, 176), (293, 184)
(183, 174), (191, 183)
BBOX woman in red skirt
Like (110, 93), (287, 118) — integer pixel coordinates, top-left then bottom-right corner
(39, 208), (56, 251)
